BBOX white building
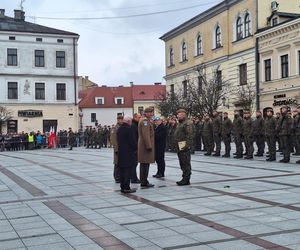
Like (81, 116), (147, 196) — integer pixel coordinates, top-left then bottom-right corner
(0, 9), (79, 133)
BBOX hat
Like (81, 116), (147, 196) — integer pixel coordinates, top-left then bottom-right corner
(153, 116), (161, 121)
(176, 109), (186, 114)
(144, 107), (154, 113)
(117, 115), (124, 119)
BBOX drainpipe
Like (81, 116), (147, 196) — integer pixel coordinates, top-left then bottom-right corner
(73, 37), (77, 105)
(255, 37), (260, 111)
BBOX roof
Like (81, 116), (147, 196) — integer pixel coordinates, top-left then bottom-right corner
(132, 85), (166, 101)
(79, 86), (133, 109)
(0, 16), (79, 36)
(267, 11), (300, 22)
(257, 14), (300, 33)
(159, 0), (242, 41)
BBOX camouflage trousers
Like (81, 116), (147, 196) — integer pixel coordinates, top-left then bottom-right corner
(177, 150), (192, 180)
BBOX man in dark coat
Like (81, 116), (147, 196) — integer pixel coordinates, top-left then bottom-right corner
(212, 111), (222, 156)
(265, 108), (276, 161)
(153, 117), (167, 178)
(253, 111), (265, 156)
(117, 116), (137, 193)
(221, 112), (232, 157)
(233, 110), (244, 158)
(68, 128), (76, 150)
(130, 113), (141, 183)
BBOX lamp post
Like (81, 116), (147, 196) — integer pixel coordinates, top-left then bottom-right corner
(79, 112), (83, 131)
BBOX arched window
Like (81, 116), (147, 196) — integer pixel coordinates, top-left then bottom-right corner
(169, 47), (174, 66)
(244, 13), (251, 37)
(196, 34), (202, 56)
(182, 42), (187, 61)
(215, 25), (221, 48)
(236, 17), (243, 40)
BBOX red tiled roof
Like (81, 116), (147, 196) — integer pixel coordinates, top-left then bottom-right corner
(79, 87), (133, 108)
(132, 85), (166, 101)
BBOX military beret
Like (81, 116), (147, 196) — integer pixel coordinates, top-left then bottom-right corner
(176, 109), (186, 114)
(144, 107), (154, 113)
(266, 108), (273, 112)
(153, 116), (161, 121)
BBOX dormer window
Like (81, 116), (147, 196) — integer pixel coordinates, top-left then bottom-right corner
(115, 97), (124, 105)
(95, 97), (104, 105)
(272, 17), (278, 26)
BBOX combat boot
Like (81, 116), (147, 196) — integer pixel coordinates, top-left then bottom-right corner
(176, 179), (190, 186)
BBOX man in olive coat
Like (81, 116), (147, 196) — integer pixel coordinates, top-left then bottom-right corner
(278, 106), (293, 163)
(67, 127), (76, 150)
(243, 110), (254, 159)
(203, 114), (214, 156)
(221, 112), (232, 157)
(138, 107), (155, 188)
(212, 111), (222, 156)
(111, 115), (124, 183)
(233, 110), (244, 158)
(253, 111), (265, 156)
(174, 109), (194, 185)
(265, 108), (276, 161)
(117, 116), (137, 193)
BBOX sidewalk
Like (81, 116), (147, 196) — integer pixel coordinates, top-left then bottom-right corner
(0, 148), (300, 249)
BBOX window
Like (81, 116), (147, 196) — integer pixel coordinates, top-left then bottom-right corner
(91, 113), (96, 123)
(196, 34), (202, 56)
(264, 59), (271, 81)
(56, 83), (66, 100)
(239, 64), (247, 85)
(115, 97), (124, 105)
(96, 97), (104, 105)
(169, 48), (174, 66)
(57, 39), (64, 43)
(182, 80), (188, 98)
(216, 70), (222, 90)
(36, 38), (43, 42)
(9, 36), (15, 41)
(8, 82), (18, 99)
(7, 48), (17, 66)
(215, 25), (222, 48)
(56, 51), (65, 68)
(244, 13), (251, 37)
(35, 82), (45, 100)
(236, 17), (243, 40)
(272, 18), (278, 26)
(281, 54), (289, 78)
(181, 42), (187, 62)
(35, 50), (45, 67)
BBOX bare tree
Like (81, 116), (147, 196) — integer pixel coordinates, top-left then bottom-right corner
(0, 106), (13, 134)
(233, 82), (256, 114)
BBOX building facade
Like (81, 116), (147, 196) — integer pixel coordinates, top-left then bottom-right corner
(160, 0), (300, 115)
(0, 9), (79, 133)
(257, 17), (300, 114)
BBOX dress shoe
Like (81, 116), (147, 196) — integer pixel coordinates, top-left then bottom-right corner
(121, 189), (136, 193)
(141, 183), (155, 188)
(156, 174), (165, 178)
(131, 179), (141, 184)
(176, 179), (190, 186)
(152, 174), (159, 178)
(234, 155), (243, 159)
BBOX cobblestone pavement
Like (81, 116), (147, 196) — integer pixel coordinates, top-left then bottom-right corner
(0, 148), (300, 250)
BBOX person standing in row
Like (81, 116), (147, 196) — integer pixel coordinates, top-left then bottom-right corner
(277, 106), (293, 163)
(174, 109), (194, 186)
(253, 111), (265, 157)
(265, 108), (276, 161)
(203, 114), (213, 156)
(117, 116), (137, 193)
(138, 108), (155, 188)
(221, 112), (232, 158)
(243, 110), (254, 159)
(233, 110), (244, 159)
(67, 127), (76, 150)
(130, 113), (141, 183)
(153, 117), (167, 178)
(110, 115), (124, 183)
(212, 111), (222, 156)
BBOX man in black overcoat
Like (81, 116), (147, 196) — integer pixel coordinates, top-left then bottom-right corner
(117, 116), (137, 193)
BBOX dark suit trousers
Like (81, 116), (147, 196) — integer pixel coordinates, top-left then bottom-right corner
(155, 152), (165, 176)
(120, 167), (130, 190)
(140, 163), (150, 185)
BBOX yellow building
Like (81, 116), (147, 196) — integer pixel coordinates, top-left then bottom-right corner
(160, 0), (300, 115)
(257, 16), (300, 114)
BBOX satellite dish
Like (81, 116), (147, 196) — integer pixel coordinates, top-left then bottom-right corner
(271, 1), (279, 11)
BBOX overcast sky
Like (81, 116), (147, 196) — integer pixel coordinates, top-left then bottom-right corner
(2, 0), (222, 86)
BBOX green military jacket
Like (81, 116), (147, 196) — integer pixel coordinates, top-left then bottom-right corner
(233, 116), (243, 136)
(174, 118), (194, 151)
(293, 114), (300, 135)
(277, 114), (293, 136)
(264, 116), (276, 137)
(243, 118), (253, 137)
(221, 117), (233, 136)
(202, 120), (213, 137)
(253, 116), (265, 136)
(212, 116), (222, 135)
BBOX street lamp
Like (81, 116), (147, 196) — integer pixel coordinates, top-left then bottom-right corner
(79, 112), (83, 131)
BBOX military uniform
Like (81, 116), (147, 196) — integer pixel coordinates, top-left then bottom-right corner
(253, 115), (265, 156)
(277, 111), (293, 162)
(174, 110), (194, 185)
(202, 119), (213, 155)
(67, 128), (76, 150)
(233, 114), (244, 158)
(265, 115), (276, 161)
(212, 115), (222, 156)
(243, 116), (254, 159)
(221, 117), (233, 157)
(111, 124), (121, 182)
(293, 114), (300, 155)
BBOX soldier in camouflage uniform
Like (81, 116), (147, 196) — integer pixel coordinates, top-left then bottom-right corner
(275, 112), (282, 152)
(86, 126), (93, 148)
(83, 126), (88, 147)
(253, 111), (265, 156)
(265, 108), (276, 161)
(243, 110), (254, 159)
(233, 110), (244, 159)
(278, 106), (293, 163)
(174, 109), (194, 185)
(292, 109), (300, 155)
(96, 127), (103, 149)
(67, 127), (76, 150)
(221, 112), (232, 157)
(212, 111), (222, 156)
(203, 114), (214, 156)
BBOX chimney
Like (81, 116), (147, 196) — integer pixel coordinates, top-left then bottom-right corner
(154, 82), (162, 85)
(14, 9), (25, 21)
(130, 81), (134, 86)
(0, 9), (5, 18)
(85, 76), (89, 80)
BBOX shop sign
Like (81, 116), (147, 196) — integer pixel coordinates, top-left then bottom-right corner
(18, 110), (43, 117)
(273, 94), (298, 107)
